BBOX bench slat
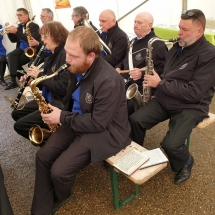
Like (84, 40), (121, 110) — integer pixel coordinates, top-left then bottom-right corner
(196, 112), (215, 129)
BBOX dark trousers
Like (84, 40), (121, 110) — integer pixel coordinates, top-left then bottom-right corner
(12, 100), (44, 139)
(129, 99), (204, 172)
(0, 55), (7, 81)
(7, 48), (30, 81)
(31, 126), (91, 214)
(0, 166), (14, 215)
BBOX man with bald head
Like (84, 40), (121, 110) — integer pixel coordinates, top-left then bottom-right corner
(116, 11), (167, 115)
(99, 9), (128, 67)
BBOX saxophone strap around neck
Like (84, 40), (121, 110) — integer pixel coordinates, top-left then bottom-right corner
(128, 38), (135, 71)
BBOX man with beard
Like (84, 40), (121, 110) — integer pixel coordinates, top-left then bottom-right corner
(129, 9), (215, 185)
(30, 26), (131, 215)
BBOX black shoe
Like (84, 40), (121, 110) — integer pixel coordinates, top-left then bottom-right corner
(53, 193), (72, 214)
(4, 81), (19, 90)
(0, 79), (7, 86)
(174, 155), (194, 184)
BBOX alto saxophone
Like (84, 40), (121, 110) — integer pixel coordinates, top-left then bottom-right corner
(24, 15), (36, 58)
(29, 63), (70, 146)
(126, 37), (179, 109)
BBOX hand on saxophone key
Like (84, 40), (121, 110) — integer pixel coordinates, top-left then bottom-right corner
(144, 69), (161, 88)
(41, 104), (62, 125)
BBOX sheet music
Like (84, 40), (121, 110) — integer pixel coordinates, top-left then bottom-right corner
(113, 149), (149, 175)
(139, 148), (168, 169)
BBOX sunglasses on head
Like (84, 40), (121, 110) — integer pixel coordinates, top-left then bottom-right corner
(182, 10), (204, 29)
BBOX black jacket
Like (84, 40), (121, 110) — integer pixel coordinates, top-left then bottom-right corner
(156, 36), (215, 116)
(7, 20), (40, 48)
(117, 29), (168, 92)
(100, 22), (128, 67)
(37, 44), (73, 103)
(60, 57), (131, 162)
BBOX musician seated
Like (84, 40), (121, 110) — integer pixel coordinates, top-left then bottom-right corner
(0, 25), (7, 86)
(71, 6), (98, 32)
(28, 8), (54, 65)
(11, 21), (73, 140)
(99, 9), (128, 67)
(115, 12), (168, 115)
(30, 26), (131, 215)
(129, 9), (215, 185)
(4, 8), (40, 90)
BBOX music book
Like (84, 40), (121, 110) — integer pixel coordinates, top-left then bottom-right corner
(139, 148), (168, 169)
(113, 149), (150, 175)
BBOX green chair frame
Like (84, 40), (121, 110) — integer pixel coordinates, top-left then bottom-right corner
(109, 165), (139, 210)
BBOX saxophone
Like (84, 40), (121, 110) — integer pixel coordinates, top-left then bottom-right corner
(29, 63), (70, 146)
(24, 15), (36, 58)
(126, 37), (179, 109)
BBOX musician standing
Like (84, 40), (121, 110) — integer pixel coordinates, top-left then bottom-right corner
(99, 9), (128, 67)
(11, 21), (73, 140)
(0, 24), (7, 86)
(116, 12), (167, 115)
(31, 26), (131, 214)
(4, 8), (40, 90)
(129, 9), (215, 184)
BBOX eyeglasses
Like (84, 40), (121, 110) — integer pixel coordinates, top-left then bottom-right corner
(71, 14), (79, 18)
(40, 15), (48, 18)
(182, 10), (204, 29)
(41, 34), (50, 39)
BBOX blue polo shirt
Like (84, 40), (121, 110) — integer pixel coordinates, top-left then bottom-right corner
(71, 74), (84, 115)
(19, 24), (28, 51)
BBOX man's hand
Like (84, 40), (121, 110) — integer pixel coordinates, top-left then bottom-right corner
(129, 68), (142, 81)
(144, 69), (161, 88)
(115, 68), (121, 74)
(6, 26), (17, 34)
(29, 37), (39, 47)
(41, 104), (62, 125)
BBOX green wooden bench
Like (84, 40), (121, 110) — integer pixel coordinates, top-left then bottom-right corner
(106, 141), (167, 210)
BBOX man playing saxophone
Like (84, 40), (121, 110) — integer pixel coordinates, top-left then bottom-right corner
(11, 21), (73, 140)
(30, 26), (131, 215)
(116, 12), (167, 115)
(129, 9), (215, 185)
(4, 8), (41, 90)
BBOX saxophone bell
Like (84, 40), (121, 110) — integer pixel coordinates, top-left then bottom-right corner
(126, 83), (142, 110)
(29, 125), (52, 146)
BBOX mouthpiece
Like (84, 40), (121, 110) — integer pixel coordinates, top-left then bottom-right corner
(56, 63), (70, 74)
(168, 37), (180, 42)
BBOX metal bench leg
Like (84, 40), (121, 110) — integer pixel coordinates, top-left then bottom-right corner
(109, 165), (139, 210)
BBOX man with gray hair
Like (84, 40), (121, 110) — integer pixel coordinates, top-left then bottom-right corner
(116, 11), (167, 115)
(40, 8), (54, 24)
(99, 9), (128, 67)
(71, 6), (98, 32)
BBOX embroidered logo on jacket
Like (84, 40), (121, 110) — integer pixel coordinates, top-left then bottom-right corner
(179, 63), (188, 70)
(107, 42), (112, 50)
(85, 93), (93, 104)
(135, 53), (142, 61)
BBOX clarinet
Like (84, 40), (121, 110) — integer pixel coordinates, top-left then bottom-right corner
(11, 44), (46, 109)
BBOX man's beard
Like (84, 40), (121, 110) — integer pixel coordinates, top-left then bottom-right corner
(179, 33), (197, 47)
(69, 59), (90, 74)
